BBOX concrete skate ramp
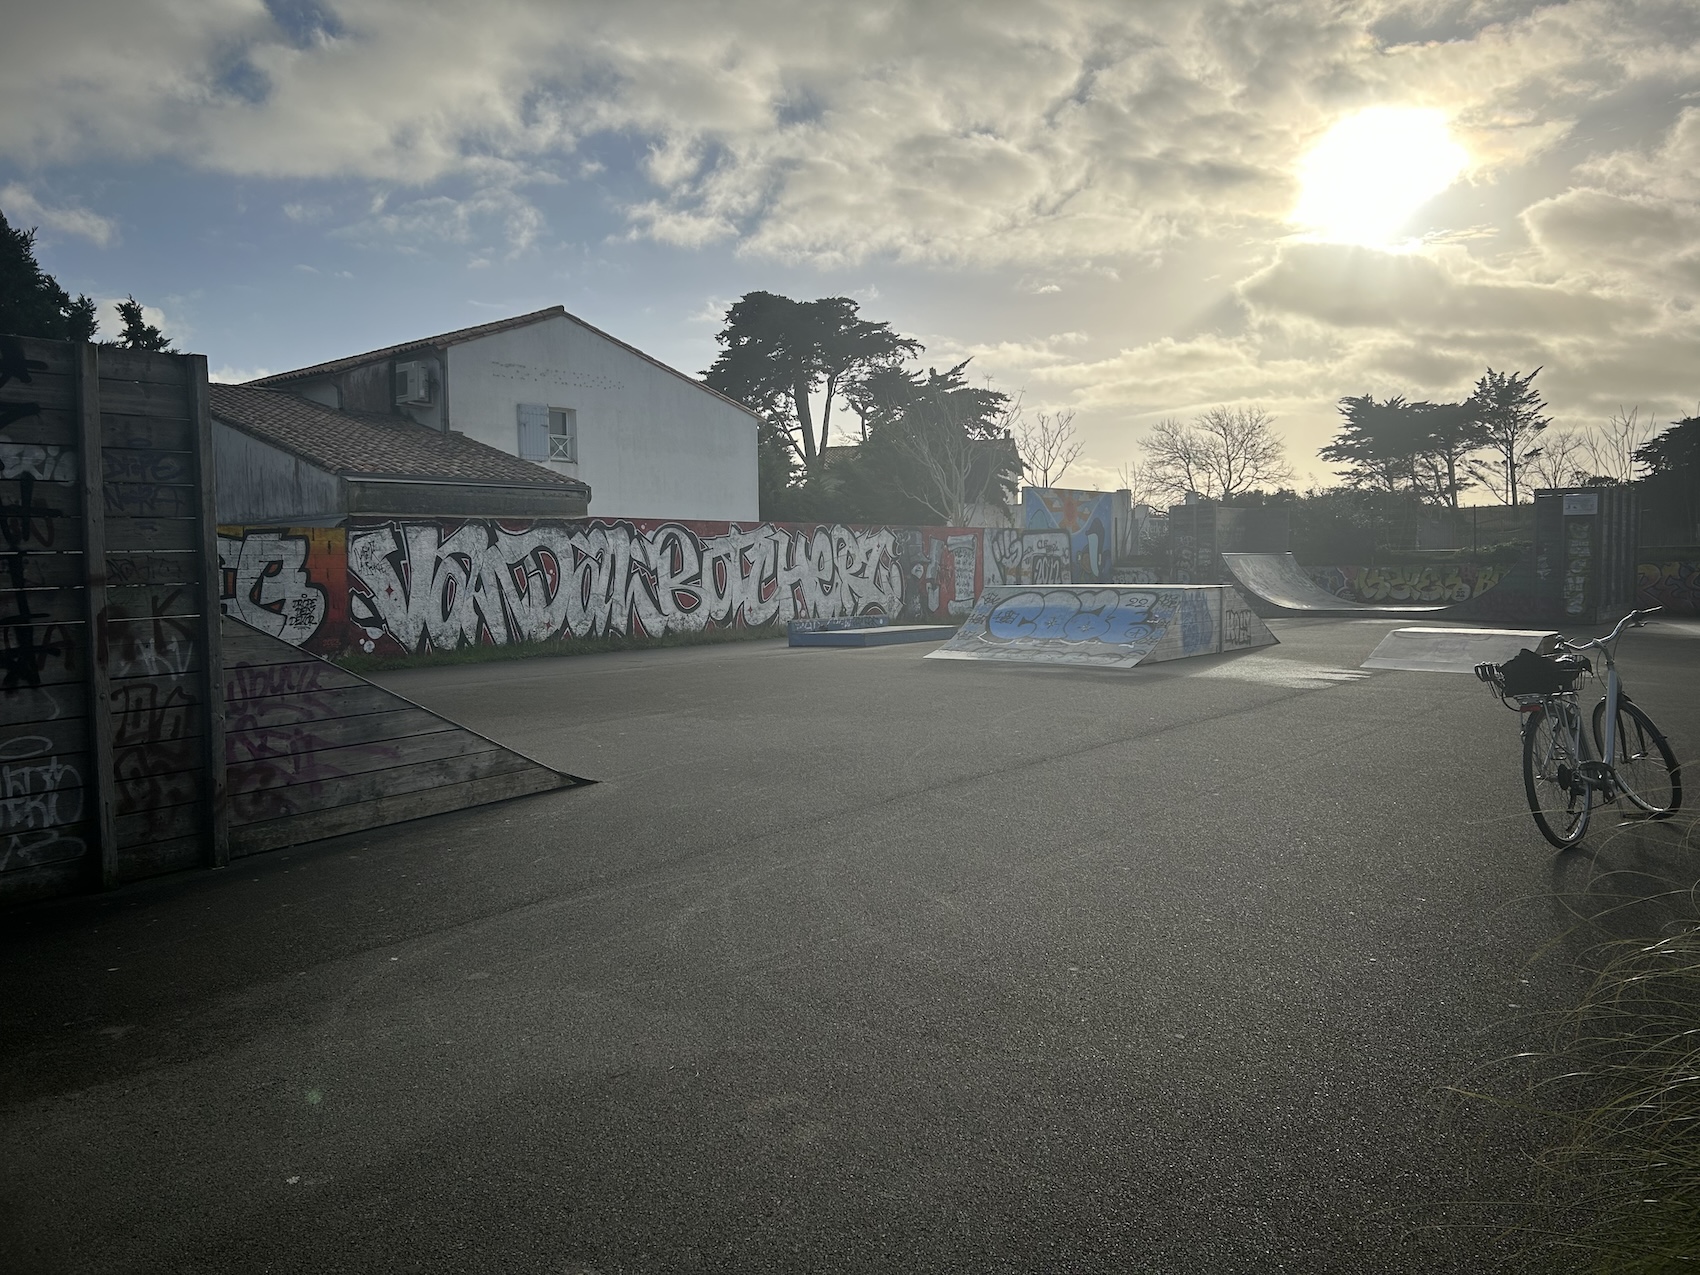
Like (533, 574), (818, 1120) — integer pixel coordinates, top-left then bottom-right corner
(1220, 553), (1450, 618)
(224, 618), (586, 857)
(926, 586), (1277, 670)
(1360, 627), (1560, 674)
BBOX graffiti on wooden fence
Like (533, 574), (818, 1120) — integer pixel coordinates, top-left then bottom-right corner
(1637, 560), (1699, 616)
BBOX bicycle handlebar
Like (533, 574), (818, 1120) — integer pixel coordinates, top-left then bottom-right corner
(1555, 606), (1662, 656)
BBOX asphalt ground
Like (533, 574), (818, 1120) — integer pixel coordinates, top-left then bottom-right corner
(4, 617), (1698, 1274)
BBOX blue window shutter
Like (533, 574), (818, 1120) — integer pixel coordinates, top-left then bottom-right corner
(517, 402), (550, 459)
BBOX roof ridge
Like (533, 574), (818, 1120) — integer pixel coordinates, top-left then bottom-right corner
(243, 305), (760, 421)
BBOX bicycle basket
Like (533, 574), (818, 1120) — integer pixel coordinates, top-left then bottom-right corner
(1494, 648), (1590, 696)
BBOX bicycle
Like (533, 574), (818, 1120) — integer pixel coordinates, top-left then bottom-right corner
(1475, 608), (1682, 849)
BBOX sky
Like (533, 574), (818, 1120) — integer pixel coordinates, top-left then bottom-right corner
(3, 0), (1697, 495)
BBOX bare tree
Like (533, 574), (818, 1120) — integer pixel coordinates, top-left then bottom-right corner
(1139, 405), (1292, 503)
(893, 397), (1022, 527)
(1015, 405), (1084, 489)
(1526, 428), (1590, 489)
(1583, 405), (1654, 484)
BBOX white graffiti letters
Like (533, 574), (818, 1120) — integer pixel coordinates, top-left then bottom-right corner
(218, 531), (329, 644)
(348, 520), (908, 651)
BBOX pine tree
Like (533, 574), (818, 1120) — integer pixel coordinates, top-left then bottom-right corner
(114, 295), (175, 352)
(0, 207), (98, 341)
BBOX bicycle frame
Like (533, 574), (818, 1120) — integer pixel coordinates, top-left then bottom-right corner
(1551, 608), (1653, 796)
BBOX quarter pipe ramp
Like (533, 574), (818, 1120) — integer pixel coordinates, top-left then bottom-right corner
(1220, 553), (1452, 618)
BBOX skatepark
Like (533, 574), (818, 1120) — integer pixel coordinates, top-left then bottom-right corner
(5, 614), (1697, 1272)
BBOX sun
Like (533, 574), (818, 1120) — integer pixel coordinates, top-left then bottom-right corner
(1291, 107), (1469, 248)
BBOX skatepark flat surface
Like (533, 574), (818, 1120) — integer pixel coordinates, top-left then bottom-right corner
(5, 618), (1699, 1273)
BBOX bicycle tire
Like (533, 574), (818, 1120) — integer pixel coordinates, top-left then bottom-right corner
(1592, 697), (1682, 819)
(1524, 701), (1592, 848)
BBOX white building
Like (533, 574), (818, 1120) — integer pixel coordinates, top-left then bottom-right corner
(247, 307), (760, 522)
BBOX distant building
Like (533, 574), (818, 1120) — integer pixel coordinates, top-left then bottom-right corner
(244, 306), (760, 522)
(210, 384), (590, 524)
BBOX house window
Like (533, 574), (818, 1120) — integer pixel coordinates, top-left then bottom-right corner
(549, 408), (577, 462)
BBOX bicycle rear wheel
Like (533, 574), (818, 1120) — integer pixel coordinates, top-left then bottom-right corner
(1524, 701), (1592, 848)
(1592, 697), (1682, 818)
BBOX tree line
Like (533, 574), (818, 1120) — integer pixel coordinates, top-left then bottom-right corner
(1, 206), (176, 351)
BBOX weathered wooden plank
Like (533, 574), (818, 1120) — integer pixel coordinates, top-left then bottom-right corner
(229, 765), (570, 856)
(0, 549), (83, 588)
(228, 729), (495, 795)
(5, 340), (190, 386)
(0, 820), (96, 876)
(77, 343), (118, 890)
(115, 797), (203, 847)
(115, 766), (202, 817)
(2, 627), (84, 689)
(227, 749), (537, 825)
(0, 410), (191, 453)
(2, 369), (73, 414)
(102, 448), (195, 486)
(224, 706), (456, 762)
(0, 715), (89, 761)
(103, 516), (198, 552)
(222, 627), (324, 664)
(113, 833), (203, 883)
(109, 673), (203, 748)
(0, 412), (77, 451)
(103, 415), (192, 453)
(1, 587), (86, 626)
(222, 683), (404, 733)
(0, 855), (93, 904)
(186, 352), (228, 868)
(106, 550), (198, 587)
(0, 479), (81, 544)
(104, 480), (198, 519)
(15, 371), (191, 419)
(107, 614), (203, 679)
(112, 733), (201, 782)
(222, 656), (364, 701)
(105, 582), (202, 621)
(0, 683), (89, 726)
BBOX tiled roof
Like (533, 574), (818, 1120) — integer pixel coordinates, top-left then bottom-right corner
(209, 384), (589, 491)
(244, 305), (761, 420)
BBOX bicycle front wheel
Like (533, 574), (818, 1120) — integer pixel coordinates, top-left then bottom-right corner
(1524, 701), (1592, 848)
(1593, 697), (1682, 818)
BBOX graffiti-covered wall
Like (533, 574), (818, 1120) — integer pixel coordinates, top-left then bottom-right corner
(218, 520), (1077, 658)
(1638, 558), (1700, 616)
(1305, 563), (1507, 605)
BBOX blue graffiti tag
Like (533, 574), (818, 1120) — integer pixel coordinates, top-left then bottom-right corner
(986, 589), (1163, 646)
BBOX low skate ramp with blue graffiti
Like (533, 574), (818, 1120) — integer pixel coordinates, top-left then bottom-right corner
(925, 586), (1277, 669)
(1221, 553), (1449, 618)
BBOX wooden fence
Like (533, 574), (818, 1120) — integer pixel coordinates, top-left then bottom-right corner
(3, 334), (581, 907)
(1, 335), (225, 904)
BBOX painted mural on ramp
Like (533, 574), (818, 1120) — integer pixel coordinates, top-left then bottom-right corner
(926, 586), (1277, 669)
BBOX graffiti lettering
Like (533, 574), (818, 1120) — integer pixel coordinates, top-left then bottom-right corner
(1, 443), (77, 482)
(218, 529), (330, 645)
(347, 520), (908, 655)
(0, 734), (84, 873)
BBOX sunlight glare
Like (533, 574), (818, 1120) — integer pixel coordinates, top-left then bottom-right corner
(1292, 108), (1468, 247)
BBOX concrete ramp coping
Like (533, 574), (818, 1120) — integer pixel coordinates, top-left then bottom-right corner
(1360, 627), (1561, 674)
(926, 585), (1277, 669)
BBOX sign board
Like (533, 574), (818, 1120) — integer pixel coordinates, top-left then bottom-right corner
(1563, 493), (1599, 516)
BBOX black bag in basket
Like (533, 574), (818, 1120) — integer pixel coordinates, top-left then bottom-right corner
(1496, 648), (1588, 696)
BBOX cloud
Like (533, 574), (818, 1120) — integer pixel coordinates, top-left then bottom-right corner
(0, 183), (117, 245)
(3, 0), (1690, 269)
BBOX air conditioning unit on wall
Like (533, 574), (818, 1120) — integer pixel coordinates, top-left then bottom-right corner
(395, 361), (433, 406)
